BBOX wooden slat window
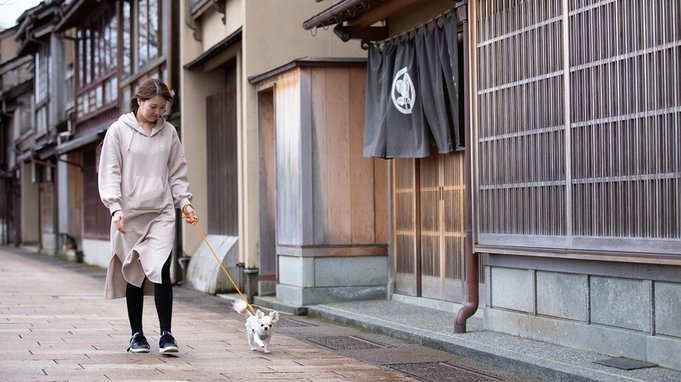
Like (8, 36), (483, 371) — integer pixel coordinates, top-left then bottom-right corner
(477, 0), (567, 247)
(122, 0), (162, 78)
(476, 0), (681, 255)
(84, 147), (111, 240)
(76, 6), (118, 121)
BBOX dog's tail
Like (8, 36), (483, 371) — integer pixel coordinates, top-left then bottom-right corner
(232, 299), (252, 317)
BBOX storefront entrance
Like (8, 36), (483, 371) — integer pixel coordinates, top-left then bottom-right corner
(393, 151), (465, 302)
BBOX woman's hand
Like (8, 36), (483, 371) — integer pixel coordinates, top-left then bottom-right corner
(113, 210), (126, 233)
(183, 204), (198, 225)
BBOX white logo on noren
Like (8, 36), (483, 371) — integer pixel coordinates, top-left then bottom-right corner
(391, 67), (415, 115)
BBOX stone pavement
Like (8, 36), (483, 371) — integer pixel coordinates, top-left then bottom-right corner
(0, 246), (536, 382)
(4, 246), (681, 382)
(257, 295), (681, 382)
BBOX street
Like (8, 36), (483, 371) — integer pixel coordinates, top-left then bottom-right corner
(0, 246), (416, 381)
(0, 247), (537, 382)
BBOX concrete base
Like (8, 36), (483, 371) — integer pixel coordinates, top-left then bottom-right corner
(276, 254), (388, 306)
(259, 280), (276, 296)
(276, 283), (387, 306)
(57, 249), (83, 263)
(39, 233), (57, 256)
(81, 239), (111, 269)
(243, 268), (259, 303)
(185, 235), (239, 294)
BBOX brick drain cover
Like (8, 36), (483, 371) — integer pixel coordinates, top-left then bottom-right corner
(307, 335), (386, 350)
(390, 362), (502, 382)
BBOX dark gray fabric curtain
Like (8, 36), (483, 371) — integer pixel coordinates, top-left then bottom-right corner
(416, 15), (461, 154)
(441, 15), (461, 148)
(386, 37), (431, 158)
(364, 15), (461, 159)
(363, 44), (389, 158)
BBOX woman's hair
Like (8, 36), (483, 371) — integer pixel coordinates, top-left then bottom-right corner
(130, 78), (174, 115)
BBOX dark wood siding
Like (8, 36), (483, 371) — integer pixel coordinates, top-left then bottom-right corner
(206, 84), (238, 236)
(258, 88), (276, 275)
(84, 146), (110, 240)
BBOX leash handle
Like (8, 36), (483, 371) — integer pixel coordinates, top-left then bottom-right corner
(184, 214), (255, 313)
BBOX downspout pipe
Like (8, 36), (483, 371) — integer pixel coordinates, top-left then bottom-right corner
(454, 0), (478, 334)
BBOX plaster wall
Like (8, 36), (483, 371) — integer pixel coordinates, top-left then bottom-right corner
(40, 233), (56, 255)
(199, 0), (243, 49)
(0, 32), (19, 60)
(81, 239), (111, 269)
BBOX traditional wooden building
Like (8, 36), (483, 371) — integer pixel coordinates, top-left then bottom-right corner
(179, 0), (366, 297)
(54, 0), (181, 269)
(0, 26), (33, 247)
(303, 0), (473, 311)
(11, 1), (69, 255)
(302, 0), (681, 371)
(249, 58), (389, 306)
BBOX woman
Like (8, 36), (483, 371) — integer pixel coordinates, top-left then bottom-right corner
(98, 78), (197, 354)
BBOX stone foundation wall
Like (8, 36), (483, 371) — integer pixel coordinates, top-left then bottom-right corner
(485, 262), (681, 371)
(276, 255), (388, 306)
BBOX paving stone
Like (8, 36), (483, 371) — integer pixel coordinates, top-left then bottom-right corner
(0, 248), (417, 381)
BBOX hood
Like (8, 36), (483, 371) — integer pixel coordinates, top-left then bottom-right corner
(119, 112), (166, 133)
(119, 112), (166, 150)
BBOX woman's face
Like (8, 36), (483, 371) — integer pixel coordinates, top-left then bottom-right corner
(137, 95), (168, 124)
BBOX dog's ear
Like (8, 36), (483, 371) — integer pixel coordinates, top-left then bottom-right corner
(255, 310), (265, 318)
(270, 311), (279, 323)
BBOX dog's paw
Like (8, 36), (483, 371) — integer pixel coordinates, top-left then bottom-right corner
(256, 339), (265, 348)
(264, 349), (271, 354)
(250, 347), (257, 351)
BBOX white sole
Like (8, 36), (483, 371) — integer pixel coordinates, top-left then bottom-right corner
(160, 346), (179, 354)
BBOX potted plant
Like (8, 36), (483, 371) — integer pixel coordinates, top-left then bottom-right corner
(64, 235), (76, 250)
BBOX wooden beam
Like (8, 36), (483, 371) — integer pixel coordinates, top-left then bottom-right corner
(347, 0), (426, 28)
(343, 26), (389, 42)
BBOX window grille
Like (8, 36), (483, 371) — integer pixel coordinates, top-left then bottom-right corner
(475, 0), (680, 255)
(76, 7), (118, 119)
(122, 0), (161, 76)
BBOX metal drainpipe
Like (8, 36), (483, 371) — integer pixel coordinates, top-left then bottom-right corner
(454, 0), (478, 334)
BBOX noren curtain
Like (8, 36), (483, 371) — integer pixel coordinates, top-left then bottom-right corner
(364, 15), (460, 159)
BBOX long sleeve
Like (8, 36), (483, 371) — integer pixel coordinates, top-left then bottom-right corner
(166, 126), (193, 210)
(98, 125), (124, 215)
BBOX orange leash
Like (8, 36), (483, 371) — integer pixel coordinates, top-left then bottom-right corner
(184, 214), (255, 313)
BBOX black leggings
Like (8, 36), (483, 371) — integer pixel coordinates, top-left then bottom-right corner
(126, 256), (173, 335)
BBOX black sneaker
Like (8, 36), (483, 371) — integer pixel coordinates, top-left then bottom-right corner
(127, 331), (150, 353)
(159, 331), (179, 354)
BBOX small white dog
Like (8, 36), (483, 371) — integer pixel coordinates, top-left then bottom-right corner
(232, 300), (279, 353)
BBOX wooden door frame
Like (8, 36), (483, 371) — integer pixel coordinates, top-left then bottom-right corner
(257, 85), (278, 288)
(392, 152), (466, 302)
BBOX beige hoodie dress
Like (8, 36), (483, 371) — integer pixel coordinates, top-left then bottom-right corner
(98, 112), (192, 299)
